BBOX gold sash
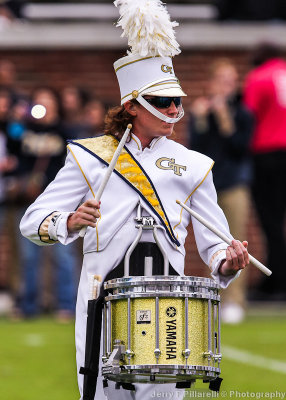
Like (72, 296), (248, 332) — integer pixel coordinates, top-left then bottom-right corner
(69, 135), (179, 246)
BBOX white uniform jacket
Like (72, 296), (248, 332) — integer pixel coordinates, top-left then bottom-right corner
(20, 133), (237, 288)
(20, 133), (239, 400)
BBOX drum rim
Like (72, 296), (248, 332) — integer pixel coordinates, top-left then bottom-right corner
(102, 363), (221, 381)
(122, 364), (221, 373)
(104, 276), (220, 290)
(104, 292), (220, 301)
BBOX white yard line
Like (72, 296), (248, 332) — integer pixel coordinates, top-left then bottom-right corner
(23, 333), (45, 347)
(223, 345), (286, 375)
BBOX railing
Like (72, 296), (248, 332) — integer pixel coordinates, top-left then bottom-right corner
(22, 3), (218, 22)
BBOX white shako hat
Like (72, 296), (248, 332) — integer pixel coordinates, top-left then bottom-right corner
(114, 55), (186, 104)
(113, 0), (186, 124)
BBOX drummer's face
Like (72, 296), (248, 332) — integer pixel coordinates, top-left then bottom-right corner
(124, 98), (177, 148)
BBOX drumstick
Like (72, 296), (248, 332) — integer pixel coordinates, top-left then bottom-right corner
(79, 124), (132, 238)
(176, 200), (272, 277)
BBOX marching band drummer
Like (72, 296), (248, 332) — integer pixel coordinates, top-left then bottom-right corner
(20, 1), (249, 399)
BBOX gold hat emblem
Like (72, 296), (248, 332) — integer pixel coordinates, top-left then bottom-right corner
(132, 90), (139, 99)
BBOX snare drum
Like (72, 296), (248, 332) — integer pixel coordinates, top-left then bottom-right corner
(102, 276), (221, 385)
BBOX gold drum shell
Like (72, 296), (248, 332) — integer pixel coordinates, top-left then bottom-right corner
(103, 276), (221, 383)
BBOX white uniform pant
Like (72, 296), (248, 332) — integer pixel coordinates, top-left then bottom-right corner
(75, 218), (185, 400)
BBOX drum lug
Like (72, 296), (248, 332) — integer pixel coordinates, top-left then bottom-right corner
(182, 349), (191, 359)
(213, 353), (222, 363)
(102, 341), (126, 376)
(125, 349), (134, 360)
(203, 351), (213, 361)
(154, 348), (161, 360)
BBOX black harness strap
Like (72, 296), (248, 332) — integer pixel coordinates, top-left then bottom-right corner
(80, 296), (104, 400)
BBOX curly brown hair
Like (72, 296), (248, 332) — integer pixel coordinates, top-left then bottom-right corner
(104, 99), (177, 141)
(104, 100), (138, 141)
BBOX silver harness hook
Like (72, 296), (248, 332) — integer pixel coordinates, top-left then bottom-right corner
(124, 203), (169, 277)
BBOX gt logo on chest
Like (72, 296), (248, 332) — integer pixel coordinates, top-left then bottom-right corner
(155, 157), (187, 176)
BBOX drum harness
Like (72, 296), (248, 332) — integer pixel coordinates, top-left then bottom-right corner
(80, 204), (222, 398)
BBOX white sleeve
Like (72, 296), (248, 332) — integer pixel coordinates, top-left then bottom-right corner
(20, 150), (89, 246)
(190, 170), (240, 288)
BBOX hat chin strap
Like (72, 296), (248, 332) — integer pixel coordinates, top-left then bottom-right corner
(136, 95), (184, 123)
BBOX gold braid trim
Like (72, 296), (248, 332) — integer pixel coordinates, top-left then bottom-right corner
(39, 212), (60, 244)
(72, 135), (171, 234)
(209, 249), (226, 271)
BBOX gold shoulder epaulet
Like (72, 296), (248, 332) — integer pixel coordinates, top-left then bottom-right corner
(68, 135), (180, 246)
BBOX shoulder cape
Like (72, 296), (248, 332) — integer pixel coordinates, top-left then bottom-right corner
(68, 135), (180, 247)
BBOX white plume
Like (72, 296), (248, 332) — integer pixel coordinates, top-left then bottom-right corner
(114, 0), (181, 57)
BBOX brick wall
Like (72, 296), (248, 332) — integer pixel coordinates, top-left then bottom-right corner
(0, 48), (269, 286)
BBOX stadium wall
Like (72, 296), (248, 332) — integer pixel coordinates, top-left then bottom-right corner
(0, 47), (268, 286)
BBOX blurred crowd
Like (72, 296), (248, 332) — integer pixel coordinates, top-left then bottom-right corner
(0, 59), (107, 322)
(188, 43), (286, 323)
(0, 41), (286, 325)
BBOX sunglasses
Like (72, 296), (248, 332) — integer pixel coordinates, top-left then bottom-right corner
(143, 96), (182, 109)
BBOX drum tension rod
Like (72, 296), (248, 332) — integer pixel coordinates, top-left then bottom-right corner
(203, 299), (214, 363)
(213, 301), (222, 364)
(182, 296), (191, 363)
(126, 297), (134, 363)
(154, 296), (161, 364)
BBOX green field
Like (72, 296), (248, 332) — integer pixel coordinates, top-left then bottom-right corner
(191, 315), (286, 398)
(0, 313), (286, 400)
